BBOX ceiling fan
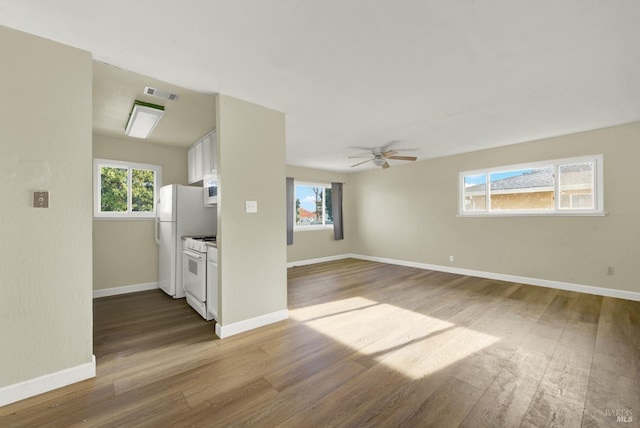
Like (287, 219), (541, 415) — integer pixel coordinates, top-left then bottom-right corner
(349, 144), (417, 169)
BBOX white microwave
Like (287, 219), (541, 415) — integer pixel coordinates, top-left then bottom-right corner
(203, 175), (218, 206)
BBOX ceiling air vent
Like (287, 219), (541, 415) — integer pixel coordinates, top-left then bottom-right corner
(144, 86), (179, 102)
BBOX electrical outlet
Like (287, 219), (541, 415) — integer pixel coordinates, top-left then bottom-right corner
(449, 255), (454, 262)
(607, 267), (614, 276)
(245, 200), (257, 213)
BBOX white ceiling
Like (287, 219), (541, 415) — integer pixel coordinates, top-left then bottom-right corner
(2, 1), (639, 172)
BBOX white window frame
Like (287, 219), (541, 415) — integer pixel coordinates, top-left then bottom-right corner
(93, 158), (163, 219)
(293, 181), (333, 231)
(458, 155), (604, 217)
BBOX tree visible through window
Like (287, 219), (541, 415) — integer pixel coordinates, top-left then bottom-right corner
(100, 166), (128, 212)
(131, 169), (155, 212)
(94, 159), (162, 218)
(294, 183), (333, 227)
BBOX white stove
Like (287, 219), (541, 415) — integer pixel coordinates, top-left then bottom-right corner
(184, 236), (216, 253)
(182, 236), (217, 321)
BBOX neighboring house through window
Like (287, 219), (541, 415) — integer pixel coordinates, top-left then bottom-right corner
(93, 159), (163, 218)
(459, 155), (604, 216)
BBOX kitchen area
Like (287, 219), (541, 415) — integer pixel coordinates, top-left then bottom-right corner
(92, 61), (288, 339)
(154, 129), (219, 323)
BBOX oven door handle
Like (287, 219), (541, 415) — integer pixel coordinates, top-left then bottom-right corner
(183, 249), (205, 261)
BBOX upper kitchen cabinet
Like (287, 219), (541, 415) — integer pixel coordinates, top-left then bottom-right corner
(188, 140), (202, 183)
(202, 131), (217, 178)
(188, 130), (217, 183)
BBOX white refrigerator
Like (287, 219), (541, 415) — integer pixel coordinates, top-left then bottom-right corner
(155, 184), (216, 298)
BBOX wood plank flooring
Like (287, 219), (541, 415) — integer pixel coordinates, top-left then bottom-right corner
(1, 258), (639, 427)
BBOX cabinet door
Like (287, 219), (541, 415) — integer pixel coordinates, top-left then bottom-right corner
(187, 145), (196, 184)
(209, 131), (217, 175)
(188, 131), (216, 183)
(193, 141), (203, 182)
(202, 134), (213, 177)
(206, 259), (218, 321)
(202, 132), (217, 177)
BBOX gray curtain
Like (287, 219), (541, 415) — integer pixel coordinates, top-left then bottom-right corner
(286, 177), (294, 245)
(331, 182), (344, 240)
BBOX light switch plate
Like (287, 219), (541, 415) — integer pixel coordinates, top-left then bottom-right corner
(245, 200), (257, 213)
(34, 191), (49, 208)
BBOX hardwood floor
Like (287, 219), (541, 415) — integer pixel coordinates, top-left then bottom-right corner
(1, 258), (639, 427)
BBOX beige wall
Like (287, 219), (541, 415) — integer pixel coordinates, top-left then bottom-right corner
(92, 134), (191, 290)
(0, 27), (93, 387)
(348, 122), (640, 293)
(217, 95), (287, 325)
(286, 166), (350, 263)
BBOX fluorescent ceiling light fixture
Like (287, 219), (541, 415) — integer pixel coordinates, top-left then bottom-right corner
(124, 100), (165, 139)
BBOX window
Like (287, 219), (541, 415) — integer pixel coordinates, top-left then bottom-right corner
(459, 155), (603, 216)
(294, 182), (333, 229)
(93, 159), (162, 218)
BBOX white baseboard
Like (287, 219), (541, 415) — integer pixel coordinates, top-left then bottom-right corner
(215, 309), (289, 339)
(93, 282), (159, 298)
(348, 253), (640, 302)
(0, 355), (96, 407)
(287, 254), (351, 268)
(284, 253), (639, 302)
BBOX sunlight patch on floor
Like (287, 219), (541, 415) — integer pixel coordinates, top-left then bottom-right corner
(290, 297), (499, 380)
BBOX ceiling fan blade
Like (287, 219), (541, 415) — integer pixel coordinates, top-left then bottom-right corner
(349, 146), (377, 151)
(382, 161), (390, 169)
(382, 150), (398, 157)
(350, 158), (374, 167)
(389, 148), (418, 152)
(382, 140), (401, 150)
(387, 156), (417, 161)
(348, 155), (374, 159)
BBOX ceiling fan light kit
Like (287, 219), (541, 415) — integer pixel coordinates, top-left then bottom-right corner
(373, 156), (386, 167)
